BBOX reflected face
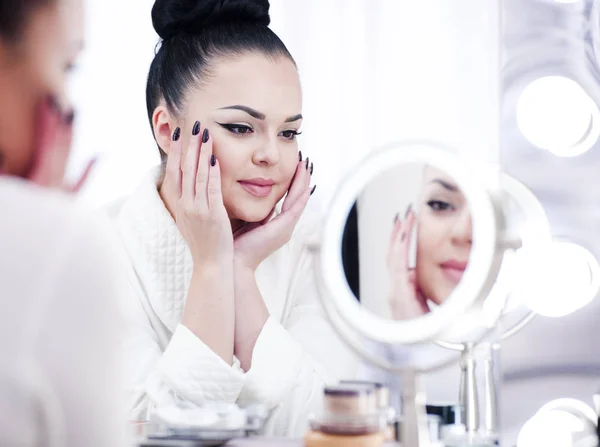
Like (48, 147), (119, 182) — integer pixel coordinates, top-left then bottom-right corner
(416, 166), (472, 305)
(180, 53), (303, 223)
(0, 0), (83, 176)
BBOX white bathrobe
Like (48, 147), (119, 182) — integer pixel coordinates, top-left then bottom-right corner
(0, 177), (129, 447)
(107, 167), (358, 437)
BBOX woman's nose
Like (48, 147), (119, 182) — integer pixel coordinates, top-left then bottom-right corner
(252, 136), (280, 166)
(451, 209), (473, 244)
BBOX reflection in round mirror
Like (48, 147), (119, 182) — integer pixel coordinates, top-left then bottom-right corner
(320, 141), (507, 346)
(435, 173), (551, 344)
(348, 163), (473, 321)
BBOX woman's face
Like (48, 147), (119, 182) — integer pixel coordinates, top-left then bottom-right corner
(416, 166), (472, 305)
(0, 0), (83, 176)
(172, 53), (303, 223)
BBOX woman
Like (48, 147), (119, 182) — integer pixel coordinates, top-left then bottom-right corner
(110, 0), (357, 437)
(0, 0), (127, 445)
(387, 166), (473, 320)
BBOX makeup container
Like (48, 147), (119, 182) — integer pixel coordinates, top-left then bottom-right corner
(339, 380), (395, 441)
(426, 402), (498, 447)
(426, 402), (464, 440)
(304, 384), (386, 447)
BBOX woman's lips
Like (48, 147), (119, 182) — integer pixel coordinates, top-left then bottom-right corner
(440, 261), (468, 283)
(239, 179), (274, 198)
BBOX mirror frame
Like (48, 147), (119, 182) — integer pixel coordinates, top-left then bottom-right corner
(318, 140), (507, 345)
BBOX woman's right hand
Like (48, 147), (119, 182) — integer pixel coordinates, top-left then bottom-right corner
(386, 205), (429, 320)
(25, 96), (95, 192)
(162, 122), (233, 269)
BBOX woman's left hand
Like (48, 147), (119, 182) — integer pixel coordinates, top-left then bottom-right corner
(233, 157), (314, 272)
(26, 96), (95, 193)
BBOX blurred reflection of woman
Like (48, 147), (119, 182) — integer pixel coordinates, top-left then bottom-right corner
(357, 166), (474, 415)
(0, 0), (127, 445)
(387, 166), (472, 319)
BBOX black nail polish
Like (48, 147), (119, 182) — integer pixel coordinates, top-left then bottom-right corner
(305, 157), (310, 170)
(172, 127), (181, 141)
(48, 95), (60, 112)
(63, 110), (75, 125)
(405, 204), (412, 218)
(310, 185), (317, 196)
(202, 128), (209, 143)
(310, 162), (314, 176)
(394, 213), (399, 223)
(298, 151), (303, 162)
(192, 121), (201, 136)
(401, 232), (406, 242)
(210, 154), (216, 167)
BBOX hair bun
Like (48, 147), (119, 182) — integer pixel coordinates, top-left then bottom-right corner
(152, 0), (271, 40)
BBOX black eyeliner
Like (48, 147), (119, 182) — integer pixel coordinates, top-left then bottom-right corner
(216, 122), (253, 133)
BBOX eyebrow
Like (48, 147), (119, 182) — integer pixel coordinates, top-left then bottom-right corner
(219, 105), (302, 123)
(431, 178), (459, 192)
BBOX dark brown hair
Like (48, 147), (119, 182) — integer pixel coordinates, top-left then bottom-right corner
(0, 0), (52, 41)
(146, 0), (295, 162)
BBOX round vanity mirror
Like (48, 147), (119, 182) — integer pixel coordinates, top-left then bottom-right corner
(317, 141), (509, 346)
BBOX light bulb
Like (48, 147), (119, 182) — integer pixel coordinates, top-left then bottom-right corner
(518, 410), (582, 447)
(516, 76), (600, 157)
(518, 399), (597, 447)
(519, 242), (600, 317)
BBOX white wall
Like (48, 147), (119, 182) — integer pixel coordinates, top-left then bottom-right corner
(68, 0), (501, 210)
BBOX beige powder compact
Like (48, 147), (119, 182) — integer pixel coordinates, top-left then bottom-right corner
(339, 381), (395, 441)
(304, 384), (386, 447)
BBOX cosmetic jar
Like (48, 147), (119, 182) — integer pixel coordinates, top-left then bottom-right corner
(322, 384), (378, 418)
(339, 381), (390, 410)
(339, 380), (395, 441)
(304, 384), (386, 447)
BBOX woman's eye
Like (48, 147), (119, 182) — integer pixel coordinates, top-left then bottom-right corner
(219, 123), (253, 135)
(280, 130), (302, 141)
(427, 200), (454, 212)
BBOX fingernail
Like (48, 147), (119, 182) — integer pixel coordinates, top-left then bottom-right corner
(305, 157), (310, 170)
(310, 185), (317, 196)
(47, 94), (60, 112)
(202, 128), (209, 143)
(210, 154), (216, 167)
(192, 121), (201, 136)
(172, 127), (181, 141)
(310, 162), (314, 176)
(298, 151), (303, 162)
(401, 232), (406, 241)
(63, 110), (75, 125)
(405, 203), (412, 218)
(394, 213), (399, 223)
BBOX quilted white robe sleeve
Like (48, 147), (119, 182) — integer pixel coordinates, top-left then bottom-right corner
(123, 253), (357, 436)
(120, 276), (246, 420)
(237, 245), (359, 436)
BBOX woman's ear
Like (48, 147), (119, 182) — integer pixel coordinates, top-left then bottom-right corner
(152, 106), (175, 157)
